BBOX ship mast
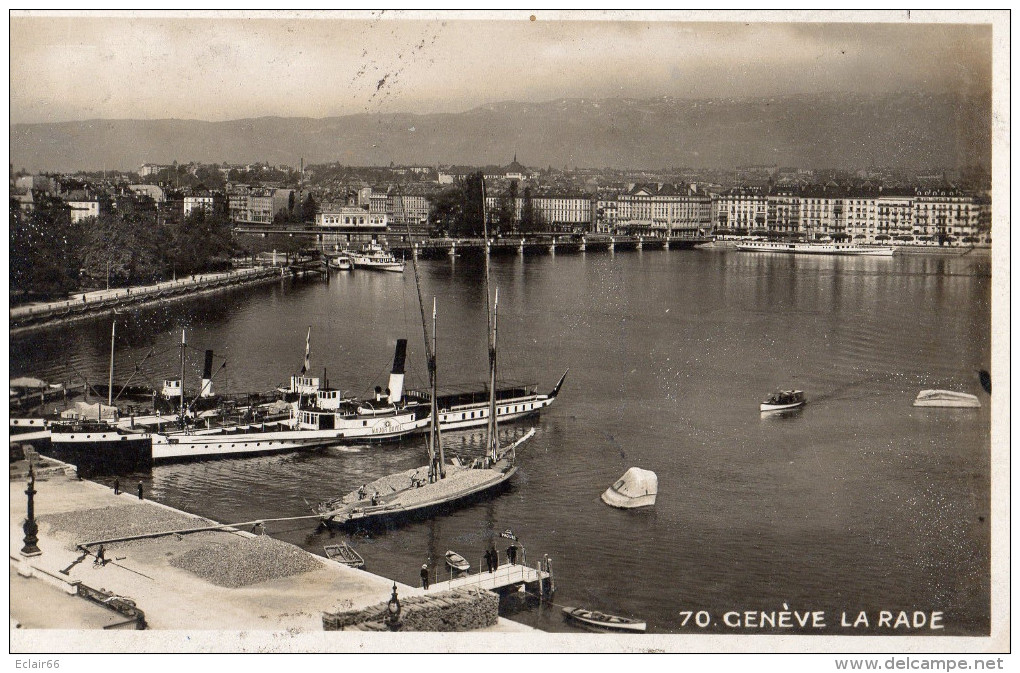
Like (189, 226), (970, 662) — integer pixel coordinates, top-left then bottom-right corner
(401, 188), (444, 480)
(179, 329), (186, 425)
(431, 297), (445, 479)
(107, 317), (116, 407)
(481, 176), (500, 462)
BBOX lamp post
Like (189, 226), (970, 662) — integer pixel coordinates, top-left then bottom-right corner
(385, 582), (402, 631)
(21, 464), (41, 557)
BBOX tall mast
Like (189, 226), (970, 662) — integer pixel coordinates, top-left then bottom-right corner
(180, 329), (186, 420)
(401, 188), (444, 480)
(108, 317), (116, 407)
(488, 289), (499, 461)
(481, 176), (499, 461)
(432, 297), (445, 478)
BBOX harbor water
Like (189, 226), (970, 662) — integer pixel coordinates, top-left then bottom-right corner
(10, 248), (992, 635)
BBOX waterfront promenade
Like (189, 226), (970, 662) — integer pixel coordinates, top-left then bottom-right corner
(9, 459), (533, 648)
(9, 266), (290, 331)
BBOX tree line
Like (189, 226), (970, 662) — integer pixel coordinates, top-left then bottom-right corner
(10, 195), (235, 302)
(427, 172), (545, 237)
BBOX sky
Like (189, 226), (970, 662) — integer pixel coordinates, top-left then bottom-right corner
(9, 10), (994, 124)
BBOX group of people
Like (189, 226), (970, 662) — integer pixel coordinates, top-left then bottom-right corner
(357, 485), (381, 505)
(483, 542), (519, 572)
(419, 539), (522, 589)
(483, 546), (499, 573)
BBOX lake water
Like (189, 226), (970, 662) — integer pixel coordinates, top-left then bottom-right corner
(10, 247), (992, 635)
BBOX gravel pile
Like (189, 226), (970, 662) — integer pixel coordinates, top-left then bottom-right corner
(169, 535), (322, 588)
(39, 504), (211, 550)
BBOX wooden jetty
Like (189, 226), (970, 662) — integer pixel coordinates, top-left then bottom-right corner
(428, 559), (554, 596)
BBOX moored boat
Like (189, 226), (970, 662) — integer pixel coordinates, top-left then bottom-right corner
(317, 177), (535, 530)
(736, 240), (895, 256)
(403, 372), (567, 433)
(444, 550), (470, 572)
(153, 338), (430, 462)
(562, 606), (647, 633)
(913, 389), (981, 408)
(349, 242), (405, 272)
(328, 255), (352, 271)
(760, 390), (805, 412)
(324, 542), (365, 569)
(46, 421), (153, 473)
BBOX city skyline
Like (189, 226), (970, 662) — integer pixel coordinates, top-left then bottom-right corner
(11, 11), (993, 125)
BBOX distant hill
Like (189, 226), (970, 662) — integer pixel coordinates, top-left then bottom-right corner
(10, 92), (991, 173)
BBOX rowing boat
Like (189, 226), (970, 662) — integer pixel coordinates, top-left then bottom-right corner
(562, 606), (646, 632)
(445, 550), (470, 572)
(323, 541), (365, 569)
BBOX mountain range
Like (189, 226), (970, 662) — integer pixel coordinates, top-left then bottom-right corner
(10, 92), (991, 174)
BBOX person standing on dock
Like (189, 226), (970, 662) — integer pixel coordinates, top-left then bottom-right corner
(507, 542), (518, 565)
(113, 478), (120, 495)
(137, 482), (144, 500)
(94, 545), (106, 566)
(420, 563), (430, 590)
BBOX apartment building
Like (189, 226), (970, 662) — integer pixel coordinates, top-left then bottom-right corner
(714, 188), (768, 233)
(617, 183), (712, 236)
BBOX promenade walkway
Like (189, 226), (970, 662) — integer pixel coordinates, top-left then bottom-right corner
(10, 266), (285, 328)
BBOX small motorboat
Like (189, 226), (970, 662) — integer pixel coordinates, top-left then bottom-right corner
(562, 606), (647, 633)
(323, 542), (365, 569)
(329, 256), (352, 271)
(913, 390), (980, 408)
(760, 390), (805, 412)
(444, 550), (470, 572)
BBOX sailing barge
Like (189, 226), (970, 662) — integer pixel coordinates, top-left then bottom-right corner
(318, 176), (539, 529)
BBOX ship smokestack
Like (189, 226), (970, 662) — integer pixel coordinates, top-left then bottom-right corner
(200, 349), (215, 398)
(387, 339), (407, 402)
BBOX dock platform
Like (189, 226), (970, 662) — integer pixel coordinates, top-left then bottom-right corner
(430, 561), (551, 594)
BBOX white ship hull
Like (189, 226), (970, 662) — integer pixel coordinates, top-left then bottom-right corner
(437, 395), (555, 430)
(156, 415), (430, 461)
(152, 429), (346, 461)
(736, 241), (895, 256)
(47, 428), (153, 472)
(759, 401), (806, 412)
(913, 390), (981, 408)
(351, 259), (405, 272)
